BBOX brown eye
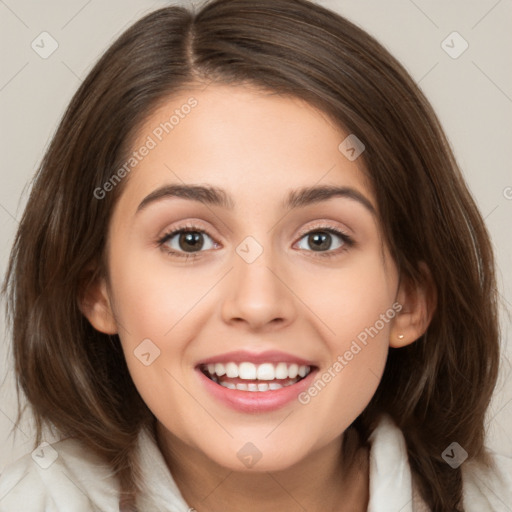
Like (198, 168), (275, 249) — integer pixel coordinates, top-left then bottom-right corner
(158, 226), (218, 257)
(177, 231), (205, 252)
(296, 228), (351, 253)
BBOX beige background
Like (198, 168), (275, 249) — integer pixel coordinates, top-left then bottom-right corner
(1, 0), (511, 471)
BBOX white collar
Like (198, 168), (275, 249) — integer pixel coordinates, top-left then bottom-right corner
(134, 414), (512, 511)
(366, 415), (428, 512)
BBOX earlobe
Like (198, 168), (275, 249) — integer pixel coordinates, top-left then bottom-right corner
(390, 262), (436, 348)
(78, 270), (118, 335)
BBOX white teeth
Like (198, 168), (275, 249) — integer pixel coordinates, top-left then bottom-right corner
(214, 363), (226, 376)
(225, 362), (239, 378)
(288, 364), (299, 379)
(205, 361), (312, 381)
(275, 362), (288, 379)
(220, 379), (295, 392)
(219, 381), (236, 390)
(239, 362), (257, 379)
(256, 363), (275, 380)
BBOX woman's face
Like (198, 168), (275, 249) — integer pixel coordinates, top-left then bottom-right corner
(99, 84), (402, 471)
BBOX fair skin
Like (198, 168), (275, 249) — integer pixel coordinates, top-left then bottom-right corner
(81, 84), (432, 512)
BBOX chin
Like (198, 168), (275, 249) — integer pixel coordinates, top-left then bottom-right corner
(200, 439), (311, 474)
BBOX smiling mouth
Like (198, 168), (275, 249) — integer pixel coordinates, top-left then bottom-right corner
(199, 361), (314, 392)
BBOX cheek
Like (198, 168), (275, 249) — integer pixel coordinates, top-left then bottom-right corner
(294, 251), (394, 419)
(297, 310), (390, 442)
(299, 248), (396, 345)
(108, 246), (215, 339)
(298, 340), (388, 447)
(106, 248), (217, 423)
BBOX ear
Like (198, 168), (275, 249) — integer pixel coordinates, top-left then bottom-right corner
(390, 261), (436, 348)
(77, 266), (118, 335)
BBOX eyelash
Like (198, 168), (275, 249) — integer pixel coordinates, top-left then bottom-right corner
(156, 222), (355, 261)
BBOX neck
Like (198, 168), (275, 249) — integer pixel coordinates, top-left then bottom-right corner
(155, 423), (369, 512)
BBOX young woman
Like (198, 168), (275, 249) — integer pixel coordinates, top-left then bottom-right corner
(1, 0), (510, 510)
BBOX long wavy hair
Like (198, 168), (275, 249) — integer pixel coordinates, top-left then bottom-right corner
(2, 0), (500, 510)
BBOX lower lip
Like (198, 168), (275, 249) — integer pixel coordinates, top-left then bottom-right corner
(196, 368), (317, 413)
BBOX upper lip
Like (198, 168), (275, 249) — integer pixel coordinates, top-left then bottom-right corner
(196, 350), (316, 367)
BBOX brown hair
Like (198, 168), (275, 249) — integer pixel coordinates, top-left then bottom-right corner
(2, 0), (500, 510)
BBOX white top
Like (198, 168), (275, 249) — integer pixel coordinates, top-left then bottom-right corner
(0, 415), (510, 511)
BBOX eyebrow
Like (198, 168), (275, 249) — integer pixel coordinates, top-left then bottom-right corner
(136, 183), (376, 215)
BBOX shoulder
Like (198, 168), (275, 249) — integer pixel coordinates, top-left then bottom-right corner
(367, 415), (512, 511)
(0, 438), (120, 512)
(461, 448), (512, 511)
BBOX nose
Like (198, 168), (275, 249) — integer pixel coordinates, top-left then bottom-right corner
(220, 244), (297, 331)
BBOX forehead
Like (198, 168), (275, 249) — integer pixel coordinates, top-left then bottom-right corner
(120, 83), (375, 213)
